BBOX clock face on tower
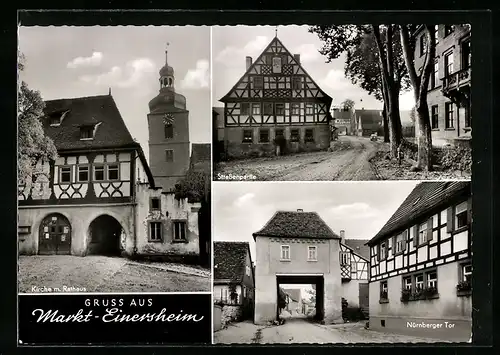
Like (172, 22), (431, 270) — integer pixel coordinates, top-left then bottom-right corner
(163, 113), (175, 125)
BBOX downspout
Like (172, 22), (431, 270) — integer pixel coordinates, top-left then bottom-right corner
(132, 152), (139, 257)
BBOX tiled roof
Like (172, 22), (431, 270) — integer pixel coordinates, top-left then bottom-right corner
(344, 239), (370, 260)
(283, 288), (302, 302)
(253, 211), (339, 240)
(367, 182), (471, 245)
(43, 95), (136, 151)
(213, 241), (250, 282)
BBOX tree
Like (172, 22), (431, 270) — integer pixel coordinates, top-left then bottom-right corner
(409, 106), (417, 124)
(309, 25), (410, 155)
(400, 25), (436, 171)
(18, 52), (58, 186)
(173, 169), (209, 203)
(340, 98), (355, 110)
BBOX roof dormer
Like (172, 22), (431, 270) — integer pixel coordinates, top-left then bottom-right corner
(79, 122), (101, 141)
(49, 110), (70, 127)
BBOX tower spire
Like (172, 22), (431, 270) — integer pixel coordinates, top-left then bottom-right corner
(275, 26), (278, 37)
(165, 42), (170, 64)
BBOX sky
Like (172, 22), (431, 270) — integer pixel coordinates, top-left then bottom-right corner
(18, 26), (211, 161)
(212, 25), (414, 112)
(214, 181), (420, 266)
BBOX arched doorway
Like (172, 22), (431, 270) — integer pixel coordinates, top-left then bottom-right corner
(38, 213), (72, 255)
(87, 215), (123, 256)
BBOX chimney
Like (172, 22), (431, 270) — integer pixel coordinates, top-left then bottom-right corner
(293, 54), (301, 64)
(246, 56), (253, 70)
(340, 230), (345, 243)
(297, 209), (303, 212)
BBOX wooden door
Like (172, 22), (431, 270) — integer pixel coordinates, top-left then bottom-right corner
(39, 214), (71, 255)
(359, 282), (369, 317)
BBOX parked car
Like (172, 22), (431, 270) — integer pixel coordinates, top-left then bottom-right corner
(370, 133), (378, 141)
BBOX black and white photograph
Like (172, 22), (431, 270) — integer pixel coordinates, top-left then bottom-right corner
(212, 181), (472, 343)
(212, 25), (472, 181)
(17, 25), (211, 293)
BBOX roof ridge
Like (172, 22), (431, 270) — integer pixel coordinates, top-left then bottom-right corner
(45, 94), (111, 103)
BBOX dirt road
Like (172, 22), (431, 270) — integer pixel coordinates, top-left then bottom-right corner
(215, 136), (383, 181)
(214, 319), (450, 344)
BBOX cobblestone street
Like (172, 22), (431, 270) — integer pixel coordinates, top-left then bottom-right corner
(18, 255), (210, 293)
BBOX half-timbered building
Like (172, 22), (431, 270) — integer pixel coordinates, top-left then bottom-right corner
(219, 35), (333, 158)
(366, 182), (472, 340)
(18, 94), (203, 263)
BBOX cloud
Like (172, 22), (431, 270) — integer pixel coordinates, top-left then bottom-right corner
(292, 43), (322, 63)
(318, 69), (353, 92)
(234, 193), (255, 208)
(67, 52), (103, 69)
(180, 59), (209, 90)
(78, 58), (155, 88)
(327, 202), (380, 220)
(215, 36), (269, 66)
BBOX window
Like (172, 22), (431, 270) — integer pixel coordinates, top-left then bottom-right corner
(379, 241), (387, 260)
(455, 201), (468, 229)
(246, 265), (251, 276)
(259, 129), (269, 143)
(307, 246), (317, 261)
(77, 165), (89, 182)
(445, 102), (454, 128)
(290, 129), (300, 142)
(461, 263), (472, 283)
(395, 230), (407, 254)
(240, 103), (250, 115)
(252, 76), (263, 89)
(461, 39), (471, 69)
(60, 166), (71, 183)
(291, 103), (300, 115)
(275, 103), (285, 116)
(275, 129), (284, 139)
(444, 52), (454, 76)
(304, 129), (314, 142)
(431, 105), (439, 129)
(272, 56), (282, 73)
(351, 260), (357, 273)
(419, 34), (427, 56)
(80, 126), (93, 139)
(292, 77), (302, 90)
(380, 280), (388, 300)
(432, 60), (439, 88)
(444, 25), (455, 36)
(403, 276), (412, 290)
(340, 251), (350, 265)
(94, 165), (104, 181)
(149, 222), (163, 242)
(434, 25), (439, 44)
(305, 103), (314, 115)
(263, 102), (273, 115)
(251, 103), (261, 115)
(242, 130), (253, 143)
(107, 164), (119, 181)
(150, 197), (161, 211)
(165, 149), (174, 162)
(418, 222), (428, 245)
(281, 245), (290, 260)
(427, 271), (437, 289)
(164, 124), (173, 139)
(415, 274), (424, 291)
(173, 221), (187, 241)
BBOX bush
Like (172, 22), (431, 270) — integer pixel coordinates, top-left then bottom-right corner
(439, 145), (472, 174)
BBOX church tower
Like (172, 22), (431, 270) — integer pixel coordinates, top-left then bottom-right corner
(148, 44), (191, 191)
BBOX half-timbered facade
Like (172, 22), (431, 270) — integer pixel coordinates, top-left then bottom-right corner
(18, 94), (202, 262)
(339, 237), (369, 309)
(366, 182), (472, 341)
(219, 36), (333, 158)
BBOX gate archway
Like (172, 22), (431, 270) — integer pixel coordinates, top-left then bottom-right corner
(87, 215), (123, 256)
(38, 213), (72, 255)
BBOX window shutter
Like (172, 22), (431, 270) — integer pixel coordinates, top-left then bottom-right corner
(446, 206), (454, 232)
(392, 236), (397, 255)
(427, 217), (433, 241)
(467, 197), (472, 225)
(403, 230), (408, 250)
(413, 225), (419, 247)
(377, 244), (380, 261)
